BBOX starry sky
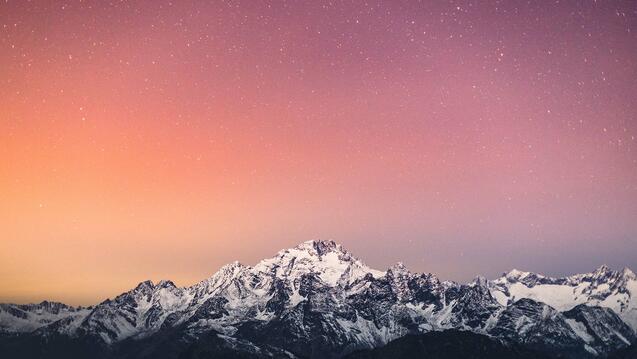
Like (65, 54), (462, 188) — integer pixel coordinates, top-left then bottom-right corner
(1, 0), (636, 305)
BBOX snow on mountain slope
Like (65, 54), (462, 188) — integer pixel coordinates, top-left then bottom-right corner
(486, 298), (592, 356)
(489, 265), (637, 331)
(79, 279), (194, 343)
(180, 240), (388, 336)
(1, 240), (635, 358)
(0, 301), (90, 334)
(253, 240), (384, 286)
(563, 304), (636, 351)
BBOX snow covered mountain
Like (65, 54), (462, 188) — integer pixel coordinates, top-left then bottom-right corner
(0, 301), (91, 334)
(489, 265), (637, 331)
(1, 240), (635, 359)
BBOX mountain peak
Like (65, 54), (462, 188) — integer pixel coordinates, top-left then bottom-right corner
(504, 268), (531, 280)
(192, 260), (248, 295)
(157, 280), (176, 289)
(294, 239), (343, 257)
(273, 239), (357, 264)
(621, 267), (636, 280)
(220, 260), (245, 271)
(133, 280), (155, 292)
(209, 261), (247, 282)
(387, 262), (410, 276)
(594, 264), (611, 275)
(252, 240), (381, 286)
(471, 275), (488, 287)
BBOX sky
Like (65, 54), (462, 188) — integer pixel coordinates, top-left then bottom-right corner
(1, 0), (636, 306)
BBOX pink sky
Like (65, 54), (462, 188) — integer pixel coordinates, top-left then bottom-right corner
(1, 0), (636, 305)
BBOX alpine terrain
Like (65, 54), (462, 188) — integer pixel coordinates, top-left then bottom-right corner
(1, 240), (636, 358)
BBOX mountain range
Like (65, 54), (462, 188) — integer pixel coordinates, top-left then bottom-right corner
(1, 240), (636, 358)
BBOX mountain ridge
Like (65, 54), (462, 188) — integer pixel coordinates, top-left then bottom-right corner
(1, 240), (636, 358)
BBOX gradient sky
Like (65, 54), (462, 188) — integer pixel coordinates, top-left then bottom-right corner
(1, 0), (636, 306)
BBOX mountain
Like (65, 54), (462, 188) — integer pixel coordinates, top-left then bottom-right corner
(485, 298), (636, 357)
(489, 265), (637, 331)
(1, 240), (636, 358)
(0, 301), (91, 334)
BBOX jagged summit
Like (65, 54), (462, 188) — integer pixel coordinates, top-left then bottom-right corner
(471, 275), (489, 287)
(253, 239), (383, 286)
(622, 267), (636, 280)
(130, 280), (156, 296)
(295, 239), (343, 256)
(595, 264), (611, 273)
(504, 268), (533, 280)
(215, 260), (247, 274)
(490, 264), (637, 332)
(499, 265), (627, 287)
(157, 279), (176, 289)
(387, 261), (410, 275)
(274, 239), (361, 264)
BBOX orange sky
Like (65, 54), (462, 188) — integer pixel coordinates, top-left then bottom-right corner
(1, 1), (636, 305)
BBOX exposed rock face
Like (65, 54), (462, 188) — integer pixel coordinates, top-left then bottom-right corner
(489, 265), (637, 331)
(1, 240), (636, 358)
